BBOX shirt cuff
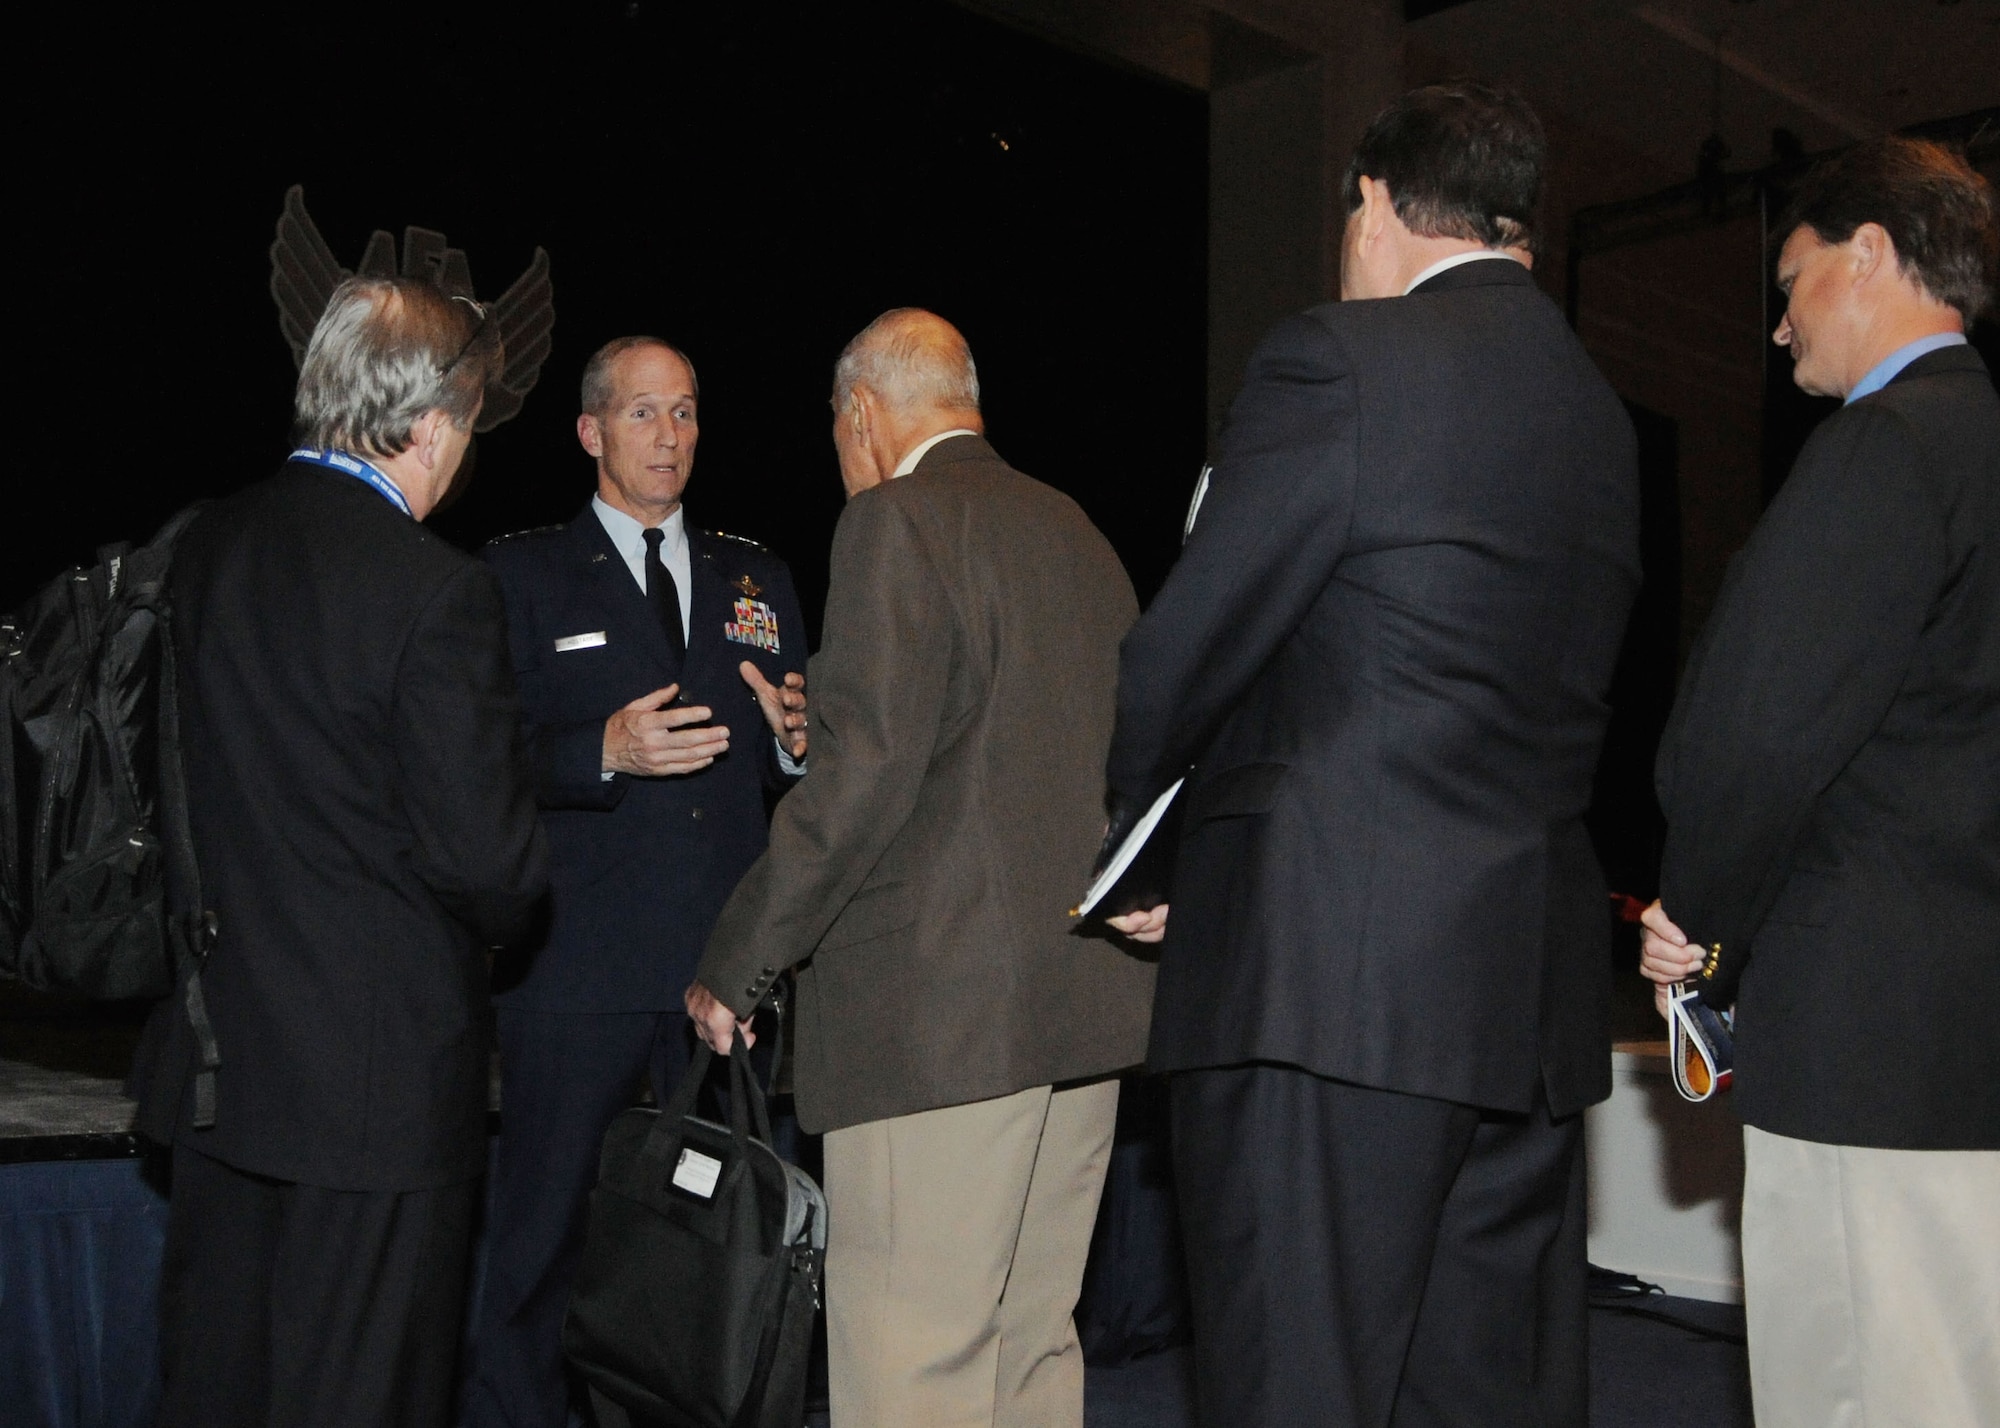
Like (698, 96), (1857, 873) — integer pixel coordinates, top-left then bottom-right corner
(774, 738), (806, 777)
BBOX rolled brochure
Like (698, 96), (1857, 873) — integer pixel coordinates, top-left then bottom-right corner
(1071, 779), (1185, 923)
(1666, 981), (1735, 1102)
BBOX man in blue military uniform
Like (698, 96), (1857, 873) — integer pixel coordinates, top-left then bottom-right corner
(465, 335), (809, 1428)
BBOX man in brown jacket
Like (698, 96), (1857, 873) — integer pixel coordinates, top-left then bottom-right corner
(687, 308), (1152, 1428)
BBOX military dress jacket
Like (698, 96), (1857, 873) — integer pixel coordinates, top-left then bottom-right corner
(483, 503), (805, 1011)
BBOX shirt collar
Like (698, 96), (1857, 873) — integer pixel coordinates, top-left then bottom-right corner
(891, 428), (980, 479)
(1845, 332), (1968, 404)
(591, 494), (686, 561)
(1402, 249), (1525, 296)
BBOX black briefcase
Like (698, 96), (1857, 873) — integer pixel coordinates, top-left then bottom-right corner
(564, 1028), (825, 1428)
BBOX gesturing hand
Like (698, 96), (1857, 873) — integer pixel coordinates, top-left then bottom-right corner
(602, 685), (730, 777)
(1637, 900), (1704, 1019)
(741, 662), (807, 760)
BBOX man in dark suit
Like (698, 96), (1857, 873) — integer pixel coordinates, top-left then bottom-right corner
(1102, 84), (1640, 1427)
(1641, 137), (1999, 1428)
(687, 309), (1153, 1428)
(466, 336), (808, 1428)
(135, 276), (549, 1428)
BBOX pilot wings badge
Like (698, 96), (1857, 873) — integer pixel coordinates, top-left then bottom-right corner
(267, 185), (554, 433)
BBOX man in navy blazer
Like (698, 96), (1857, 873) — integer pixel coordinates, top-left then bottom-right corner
(1643, 138), (1999, 1428)
(1103, 85), (1639, 1427)
(465, 336), (808, 1428)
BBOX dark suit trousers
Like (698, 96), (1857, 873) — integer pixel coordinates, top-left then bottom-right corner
(157, 1143), (478, 1428)
(464, 1009), (695, 1428)
(1171, 1065), (1587, 1428)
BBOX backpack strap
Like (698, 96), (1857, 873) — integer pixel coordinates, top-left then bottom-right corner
(0, 615), (22, 953)
(181, 919), (222, 1129)
(153, 560), (222, 1128)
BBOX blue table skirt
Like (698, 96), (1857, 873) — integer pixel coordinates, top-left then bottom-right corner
(2, 1155), (170, 1428)
(3, 1079), (1183, 1426)
(1, 1142), (509, 1428)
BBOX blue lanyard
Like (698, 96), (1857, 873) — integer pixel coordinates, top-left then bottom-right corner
(289, 447), (413, 518)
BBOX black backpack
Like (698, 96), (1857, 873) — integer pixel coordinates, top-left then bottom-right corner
(1, 506), (211, 1002)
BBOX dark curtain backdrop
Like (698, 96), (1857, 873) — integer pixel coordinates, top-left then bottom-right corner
(7, 0), (1208, 633)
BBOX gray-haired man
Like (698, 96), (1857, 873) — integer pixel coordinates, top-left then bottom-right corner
(135, 276), (548, 1428)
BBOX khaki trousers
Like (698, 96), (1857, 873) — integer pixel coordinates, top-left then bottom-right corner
(822, 1079), (1120, 1428)
(1742, 1126), (2000, 1428)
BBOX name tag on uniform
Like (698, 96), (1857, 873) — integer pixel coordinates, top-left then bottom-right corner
(724, 598), (780, 654)
(554, 631), (608, 652)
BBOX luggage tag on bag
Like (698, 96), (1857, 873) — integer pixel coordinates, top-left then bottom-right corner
(671, 1146), (723, 1200)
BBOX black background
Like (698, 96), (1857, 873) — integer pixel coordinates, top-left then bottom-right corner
(8, 0), (1209, 634)
(31, 1), (1974, 920)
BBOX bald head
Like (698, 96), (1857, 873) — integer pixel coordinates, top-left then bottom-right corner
(832, 309), (981, 418)
(829, 309), (986, 498)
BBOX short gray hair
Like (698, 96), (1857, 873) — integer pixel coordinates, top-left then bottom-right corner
(832, 309), (981, 414)
(580, 336), (699, 415)
(295, 277), (501, 455)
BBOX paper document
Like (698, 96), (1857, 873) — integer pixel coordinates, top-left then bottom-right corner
(1183, 467), (1212, 541)
(1072, 779), (1185, 919)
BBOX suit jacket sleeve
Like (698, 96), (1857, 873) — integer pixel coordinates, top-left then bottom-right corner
(1657, 404), (1945, 969)
(698, 492), (952, 1017)
(393, 560), (550, 944)
(1107, 312), (1361, 804)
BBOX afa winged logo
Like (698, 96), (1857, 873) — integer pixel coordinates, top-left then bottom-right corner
(268, 185), (554, 433)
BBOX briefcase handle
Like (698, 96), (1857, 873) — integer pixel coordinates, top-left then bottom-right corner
(639, 1024), (775, 1171)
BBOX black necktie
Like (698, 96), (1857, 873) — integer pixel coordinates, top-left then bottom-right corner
(641, 526), (687, 675)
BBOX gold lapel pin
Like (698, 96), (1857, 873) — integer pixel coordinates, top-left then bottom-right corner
(733, 574), (763, 598)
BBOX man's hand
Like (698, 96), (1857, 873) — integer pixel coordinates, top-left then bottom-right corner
(685, 980), (756, 1054)
(741, 662), (807, 761)
(602, 685), (730, 777)
(1638, 899), (1704, 1019)
(1106, 904), (1169, 944)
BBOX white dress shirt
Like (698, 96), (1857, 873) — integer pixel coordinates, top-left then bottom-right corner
(592, 495), (691, 638)
(1403, 249), (1524, 296)
(892, 428), (980, 478)
(590, 495), (804, 775)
